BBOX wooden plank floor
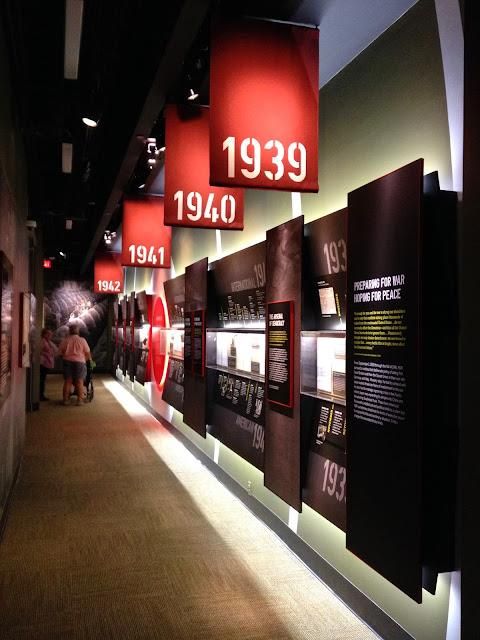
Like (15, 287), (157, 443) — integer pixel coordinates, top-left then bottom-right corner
(0, 375), (378, 639)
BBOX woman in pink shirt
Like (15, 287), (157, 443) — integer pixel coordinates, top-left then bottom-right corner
(40, 328), (58, 401)
(58, 324), (91, 406)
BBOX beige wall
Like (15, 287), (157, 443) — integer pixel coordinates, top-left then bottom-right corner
(0, 17), (29, 521)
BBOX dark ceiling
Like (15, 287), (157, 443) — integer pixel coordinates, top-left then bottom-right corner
(1, 0), (307, 278)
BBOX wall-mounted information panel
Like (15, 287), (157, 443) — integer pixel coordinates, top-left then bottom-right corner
(112, 297), (122, 370)
(209, 241), (266, 328)
(128, 292), (136, 382)
(346, 159), (423, 602)
(183, 258), (208, 437)
(264, 216), (303, 511)
(304, 209), (347, 331)
(267, 300), (294, 408)
(134, 291), (152, 385)
(303, 404), (346, 531)
(207, 242), (267, 468)
(119, 296), (128, 376)
(161, 275), (185, 412)
(302, 209), (347, 530)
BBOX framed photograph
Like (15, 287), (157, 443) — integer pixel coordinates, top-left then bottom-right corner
(0, 251), (13, 407)
(19, 292), (32, 368)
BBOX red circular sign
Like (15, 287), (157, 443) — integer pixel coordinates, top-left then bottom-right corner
(151, 296), (169, 389)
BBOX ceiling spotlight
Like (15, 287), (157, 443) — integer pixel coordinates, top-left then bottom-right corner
(82, 116), (98, 128)
(138, 183), (145, 189)
(187, 88), (199, 101)
(59, 250), (66, 258)
(103, 230), (116, 245)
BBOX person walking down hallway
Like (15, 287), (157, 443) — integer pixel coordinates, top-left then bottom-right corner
(58, 324), (91, 406)
(39, 328), (58, 401)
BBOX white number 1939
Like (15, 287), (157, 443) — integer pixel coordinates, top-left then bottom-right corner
(222, 136), (307, 183)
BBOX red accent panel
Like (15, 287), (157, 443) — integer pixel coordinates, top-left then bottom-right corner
(165, 105), (244, 229)
(94, 253), (124, 294)
(121, 197), (171, 268)
(210, 17), (319, 192)
(151, 296), (168, 389)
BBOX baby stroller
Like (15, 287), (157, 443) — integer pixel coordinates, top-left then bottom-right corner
(69, 360), (95, 402)
(84, 360), (95, 402)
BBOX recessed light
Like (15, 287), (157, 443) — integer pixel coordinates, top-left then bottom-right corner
(187, 88), (199, 101)
(82, 117), (98, 128)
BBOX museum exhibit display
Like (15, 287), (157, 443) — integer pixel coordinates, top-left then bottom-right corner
(183, 258), (208, 437)
(206, 242), (267, 470)
(161, 274), (185, 412)
(134, 291), (153, 385)
(346, 159), (457, 602)
(302, 208), (347, 531)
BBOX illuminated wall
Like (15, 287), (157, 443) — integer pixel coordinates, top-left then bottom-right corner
(122, 2), (456, 638)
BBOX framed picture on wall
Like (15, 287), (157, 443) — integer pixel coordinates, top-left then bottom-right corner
(19, 292), (32, 368)
(0, 251), (13, 407)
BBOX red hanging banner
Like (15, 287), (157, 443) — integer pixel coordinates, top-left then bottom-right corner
(165, 105), (244, 229)
(93, 253), (124, 294)
(121, 197), (171, 268)
(210, 17), (319, 192)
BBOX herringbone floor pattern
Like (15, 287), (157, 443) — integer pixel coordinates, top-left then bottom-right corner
(0, 375), (378, 639)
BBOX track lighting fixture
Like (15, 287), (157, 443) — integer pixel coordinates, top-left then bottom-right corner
(103, 230), (116, 245)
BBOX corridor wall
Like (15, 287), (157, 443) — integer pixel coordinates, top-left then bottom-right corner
(0, 17), (29, 525)
(119, 2), (457, 638)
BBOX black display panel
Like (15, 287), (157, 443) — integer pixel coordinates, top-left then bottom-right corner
(184, 312), (192, 372)
(164, 274), (185, 328)
(346, 159), (423, 602)
(136, 291), (149, 324)
(264, 216), (303, 511)
(210, 242), (266, 327)
(304, 209), (347, 331)
(162, 357), (184, 413)
(183, 258), (208, 437)
(193, 310), (205, 377)
(207, 368), (265, 470)
(267, 300), (293, 408)
(135, 348), (148, 385)
(304, 441), (346, 532)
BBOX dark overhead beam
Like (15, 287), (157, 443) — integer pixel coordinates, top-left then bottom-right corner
(81, 0), (211, 273)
